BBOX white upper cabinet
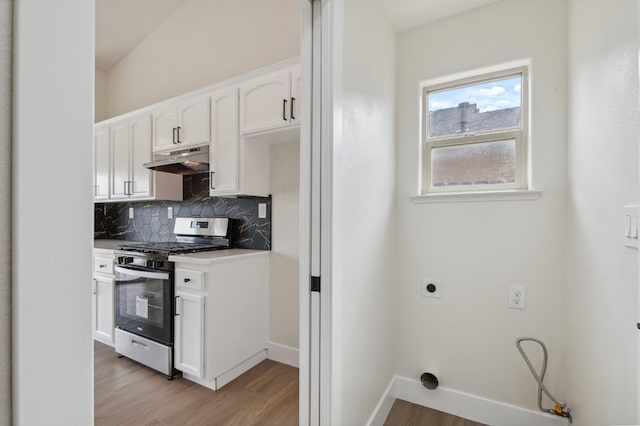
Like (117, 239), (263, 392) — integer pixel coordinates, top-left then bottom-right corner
(291, 64), (301, 125)
(129, 115), (153, 198)
(105, 113), (182, 202)
(239, 65), (301, 135)
(209, 86), (240, 196)
(110, 120), (130, 200)
(152, 105), (178, 151)
(110, 113), (153, 200)
(152, 94), (211, 152)
(209, 85), (270, 197)
(94, 124), (110, 201)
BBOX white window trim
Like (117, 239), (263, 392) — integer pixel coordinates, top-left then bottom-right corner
(411, 189), (542, 204)
(420, 66), (529, 195)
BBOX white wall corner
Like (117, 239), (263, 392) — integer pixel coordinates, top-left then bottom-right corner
(369, 376), (568, 426)
(267, 342), (300, 368)
(366, 376), (396, 426)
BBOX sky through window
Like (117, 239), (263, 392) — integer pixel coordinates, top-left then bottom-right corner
(428, 76), (521, 113)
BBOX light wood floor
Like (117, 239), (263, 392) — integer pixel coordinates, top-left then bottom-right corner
(384, 399), (487, 426)
(94, 341), (299, 425)
(96, 342), (485, 426)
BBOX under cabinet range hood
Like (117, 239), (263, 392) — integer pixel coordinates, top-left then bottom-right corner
(144, 146), (209, 175)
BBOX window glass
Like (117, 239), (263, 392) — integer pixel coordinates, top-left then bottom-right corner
(431, 139), (516, 188)
(427, 76), (522, 138)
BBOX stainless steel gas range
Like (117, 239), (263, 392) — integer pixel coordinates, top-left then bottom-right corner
(113, 217), (230, 379)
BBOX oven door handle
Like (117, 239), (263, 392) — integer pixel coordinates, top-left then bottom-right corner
(114, 266), (170, 281)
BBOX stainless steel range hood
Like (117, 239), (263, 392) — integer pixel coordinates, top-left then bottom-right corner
(144, 146), (209, 175)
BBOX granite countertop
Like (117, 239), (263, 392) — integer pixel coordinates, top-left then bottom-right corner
(168, 249), (269, 265)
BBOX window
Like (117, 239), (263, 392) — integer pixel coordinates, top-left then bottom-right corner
(422, 67), (528, 194)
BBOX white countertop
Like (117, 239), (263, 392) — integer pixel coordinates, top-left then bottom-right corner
(94, 239), (135, 251)
(169, 249), (269, 265)
(94, 240), (269, 263)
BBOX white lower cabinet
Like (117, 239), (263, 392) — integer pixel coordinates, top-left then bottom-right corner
(173, 252), (269, 390)
(92, 251), (115, 347)
(174, 290), (204, 378)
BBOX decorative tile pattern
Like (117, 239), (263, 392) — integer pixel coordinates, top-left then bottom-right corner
(94, 174), (271, 250)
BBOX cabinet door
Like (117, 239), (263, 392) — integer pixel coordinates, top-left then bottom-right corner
(129, 113), (153, 199)
(290, 65), (301, 125)
(177, 94), (210, 147)
(93, 276), (114, 346)
(239, 69), (291, 134)
(94, 124), (110, 201)
(174, 291), (204, 378)
(210, 86), (239, 196)
(110, 121), (130, 200)
(152, 104), (179, 152)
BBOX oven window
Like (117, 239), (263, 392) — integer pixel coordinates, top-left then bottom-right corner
(120, 280), (164, 327)
(114, 270), (173, 344)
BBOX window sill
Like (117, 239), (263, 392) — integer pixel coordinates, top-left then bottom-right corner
(410, 189), (542, 204)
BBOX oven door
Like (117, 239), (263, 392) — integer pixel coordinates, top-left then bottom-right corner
(114, 265), (174, 345)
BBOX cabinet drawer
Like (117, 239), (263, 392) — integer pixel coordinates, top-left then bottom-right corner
(94, 257), (114, 275)
(175, 268), (205, 291)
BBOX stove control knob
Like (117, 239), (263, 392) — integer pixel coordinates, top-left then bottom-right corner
(148, 260), (164, 269)
(119, 256), (134, 264)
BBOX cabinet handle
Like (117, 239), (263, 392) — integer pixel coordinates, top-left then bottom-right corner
(172, 127), (177, 144)
(99, 264), (107, 268)
(282, 99), (288, 121)
(174, 295), (180, 316)
(123, 181), (128, 196)
(128, 181), (134, 195)
(176, 126), (182, 143)
(210, 171), (215, 190)
(184, 278), (191, 283)
(290, 97), (295, 120)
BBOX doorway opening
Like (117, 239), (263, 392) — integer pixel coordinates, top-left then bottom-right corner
(92, 0), (311, 424)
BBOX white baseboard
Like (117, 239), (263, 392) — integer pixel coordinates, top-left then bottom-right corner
(368, 376), (567, 426)
(182, 349), (268, 391)
(267, 342), (299, 368)
(366, 377), (396, 426)
(216, 349), (268, 389)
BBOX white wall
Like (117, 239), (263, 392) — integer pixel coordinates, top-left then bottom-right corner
(395, 0), (569, 411)
(269, 141), (300, 351)
(13, 0), (94, 424)
(102, 0), (300, 118)
(331, 0), (397, 423)
(95, 69), (107, 122)
(566, 1), (639, 424)
(0, 0), (11, 424)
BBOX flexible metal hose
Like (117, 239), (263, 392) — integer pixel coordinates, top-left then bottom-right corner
(516, 337), (572, 423)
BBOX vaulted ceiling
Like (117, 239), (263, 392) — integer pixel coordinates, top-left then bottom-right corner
(95, 0), (501, 72)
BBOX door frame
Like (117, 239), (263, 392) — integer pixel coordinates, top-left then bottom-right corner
(298, 0), (338, 424)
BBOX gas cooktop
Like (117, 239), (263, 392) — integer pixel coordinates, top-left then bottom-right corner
(118, 240), (229, 256)
(117, 217), (231, 257)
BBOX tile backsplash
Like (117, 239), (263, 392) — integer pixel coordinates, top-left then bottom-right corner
(94, 174), (271, 250)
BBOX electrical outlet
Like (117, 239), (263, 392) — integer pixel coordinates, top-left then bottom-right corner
(168, 206), (173, 219)
(421, 279), (441, 298)
(129, 207), (134, 219)
(508, 285), (527, 309)
(258, 203), (267, 219)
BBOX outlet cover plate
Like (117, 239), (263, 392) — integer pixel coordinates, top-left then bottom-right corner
(258, 203), (267, 219)
(421, 279), (441, 298)
(508, 285), (526, 309)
